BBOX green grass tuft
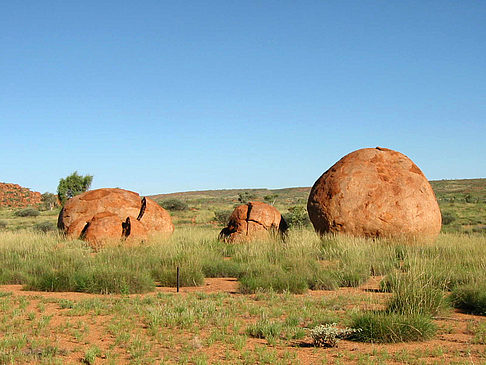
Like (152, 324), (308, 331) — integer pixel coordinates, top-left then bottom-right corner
(450, 283), (486, 315)
(351, 311), (436, 343)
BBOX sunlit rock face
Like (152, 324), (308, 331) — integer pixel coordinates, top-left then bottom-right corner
(307, 147), (441, 242)
(219, 201), (288, 242)
(58, 188), (173, 248)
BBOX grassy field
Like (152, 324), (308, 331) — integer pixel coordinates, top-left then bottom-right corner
(0, 228), (485, 363)
(0, 178), (484, 363)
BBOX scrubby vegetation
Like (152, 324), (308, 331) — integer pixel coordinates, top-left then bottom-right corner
(14, 208), (40, 217)
(0, 179), (484, 363)
(0, 227), (484, 362)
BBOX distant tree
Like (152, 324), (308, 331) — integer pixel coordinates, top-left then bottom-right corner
(263, 194), (279, 205)
(57, 171), (93, 205)
(41, 192), (58, 211)
(237, 192), (257, 204)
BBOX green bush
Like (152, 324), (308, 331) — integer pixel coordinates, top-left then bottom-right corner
(34, 221), (56, 233)
(0, 220), (7, 230)
(441, 211), (456, 225)
(14, 208), (40, 217)
(450, 284), (486, 315)
(351, 312), (436, 343)
(283, 205), (311, 228)
(310, 323), (360, 347)
(159, 199), (189, 211)
(213, 210), (232, 225)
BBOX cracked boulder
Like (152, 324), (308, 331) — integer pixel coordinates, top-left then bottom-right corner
(58, 188), (174, 248)
(219, 201), (288, 242)
(307, 147), (441, 242)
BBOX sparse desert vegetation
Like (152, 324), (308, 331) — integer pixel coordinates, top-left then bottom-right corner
(0, 179), (484, 363)
(0, 227), (485, 363)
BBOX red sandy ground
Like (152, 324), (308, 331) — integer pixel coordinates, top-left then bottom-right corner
(1, 277), (485, 364)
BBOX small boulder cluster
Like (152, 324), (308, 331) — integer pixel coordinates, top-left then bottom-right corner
(57, 188), (173, 249)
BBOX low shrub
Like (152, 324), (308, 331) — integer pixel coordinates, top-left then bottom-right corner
(351, 312), (436, 343)
(14, 208), (40, 217)
(213, 210), (232, 225)
(0, 220), (7, 230)
(310, 323), (360, 347)
(441, 211), (456, 225)
(158, 199), (189, 211)
(450, 284), (486, 315)
(283, 205), (311, 229)
(34, 221), (56, 233)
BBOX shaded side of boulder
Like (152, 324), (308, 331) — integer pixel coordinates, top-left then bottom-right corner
(307, 147), (441, 242)
(219, 201), (287, 242)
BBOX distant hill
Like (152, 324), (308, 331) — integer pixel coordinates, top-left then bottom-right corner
(149, 179), (486, 206)
(150, 187), (311, 207)
(0, 182), (42, 208)
(149, 179), (485, 233)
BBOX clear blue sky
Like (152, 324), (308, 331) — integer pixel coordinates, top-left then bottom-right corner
(1, 1), (485, 195)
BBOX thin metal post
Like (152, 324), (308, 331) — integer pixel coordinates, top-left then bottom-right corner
(176, 266), (180, 293)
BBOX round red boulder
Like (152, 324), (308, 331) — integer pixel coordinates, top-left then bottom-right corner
(307, 147), (441, 242)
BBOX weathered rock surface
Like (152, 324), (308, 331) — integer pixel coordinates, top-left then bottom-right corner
(219, 201), (288, 242)
(58, 188), (173, 248)
(307, 147), (441, 242)
(0, 182), (42, 208)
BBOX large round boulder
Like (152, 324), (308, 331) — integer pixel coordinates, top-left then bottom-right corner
(58, 188), (174, 248)
(307, 147), (441, 242)
(219, 201), (288, 242)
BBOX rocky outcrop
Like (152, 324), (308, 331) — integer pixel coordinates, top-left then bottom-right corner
(0, 183), (42, 208)
(58, 188), (174, 248)
(219, 201), (288, 242)
(307, 147), (441, 242)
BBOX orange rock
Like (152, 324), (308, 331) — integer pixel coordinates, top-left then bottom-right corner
(219, 201), (288, 242)
(307, 147), (441, 242)
(58, 188), (174, 247)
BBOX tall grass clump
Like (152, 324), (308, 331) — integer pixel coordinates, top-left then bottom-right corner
(318, 234), (402, 287)
(234, 230), (338, 293)
(385, 269), (449, 316)
(350, 312), (436, 343)
(450, 282), (486, 315)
